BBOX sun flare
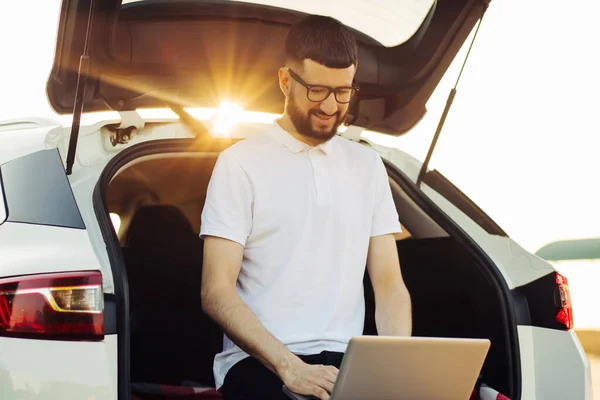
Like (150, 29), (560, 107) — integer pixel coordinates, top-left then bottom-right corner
(213, 100), (243, 137)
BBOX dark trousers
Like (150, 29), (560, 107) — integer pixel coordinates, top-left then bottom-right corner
(220, 351), (344, 400)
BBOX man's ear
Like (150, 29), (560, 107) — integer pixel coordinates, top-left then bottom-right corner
(278, 67), (291, 98)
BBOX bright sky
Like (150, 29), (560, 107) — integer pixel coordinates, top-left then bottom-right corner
(1, 0), (599, 255)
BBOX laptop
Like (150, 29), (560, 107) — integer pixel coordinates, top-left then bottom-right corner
(282, 336), (491, 400)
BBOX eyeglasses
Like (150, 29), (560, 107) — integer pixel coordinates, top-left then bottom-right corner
(286, 67), (359, 104)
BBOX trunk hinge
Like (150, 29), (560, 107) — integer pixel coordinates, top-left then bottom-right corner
(416, 7), (487, 186)
(65, 0), (95, 175)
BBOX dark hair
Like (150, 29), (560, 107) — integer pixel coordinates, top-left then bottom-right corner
(285, 15), (358, 69)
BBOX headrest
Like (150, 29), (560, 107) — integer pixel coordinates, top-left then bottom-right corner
(126, 205), (195, 246)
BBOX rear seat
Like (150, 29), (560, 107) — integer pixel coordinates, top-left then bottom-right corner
(123, 205), (223, 387)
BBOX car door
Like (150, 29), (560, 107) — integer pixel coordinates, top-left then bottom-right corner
(0, 148), (117, 400)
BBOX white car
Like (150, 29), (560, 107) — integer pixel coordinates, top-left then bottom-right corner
(0, 0), (593, 399)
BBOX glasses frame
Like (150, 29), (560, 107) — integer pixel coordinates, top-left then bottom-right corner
(285, 67), (360, 104)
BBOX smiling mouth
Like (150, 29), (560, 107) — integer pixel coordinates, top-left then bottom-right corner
(313, 113), (335, 122)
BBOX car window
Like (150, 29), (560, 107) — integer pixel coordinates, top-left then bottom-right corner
(121, 0), (436, 47)
(0, 149), (85, 229)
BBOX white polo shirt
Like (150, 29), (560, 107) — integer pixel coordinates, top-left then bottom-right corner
(200, 121), (401, 389)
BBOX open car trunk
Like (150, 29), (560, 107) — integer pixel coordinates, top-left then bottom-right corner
(96, 137), (517, 399)
(48, 0), (488, 136)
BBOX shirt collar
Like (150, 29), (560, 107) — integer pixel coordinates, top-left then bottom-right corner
(270, 121), (334, 155)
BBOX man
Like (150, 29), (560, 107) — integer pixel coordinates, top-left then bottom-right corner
(200, 14), (412, 400)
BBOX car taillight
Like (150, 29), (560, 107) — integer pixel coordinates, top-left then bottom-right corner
(0, 271), (104, 341)
(555, 272), (574, 330)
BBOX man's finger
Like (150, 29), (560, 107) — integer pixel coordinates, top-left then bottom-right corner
(319, 378), (335, 393)
(325, 365), (339, 374)
(313, 386), (330, 400)
(321, 366), (338, 383)
(324, 366), (338, 379)
(321, 371), (336, 385)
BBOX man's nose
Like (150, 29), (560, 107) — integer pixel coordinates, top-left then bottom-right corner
(319, 92), (338, 115)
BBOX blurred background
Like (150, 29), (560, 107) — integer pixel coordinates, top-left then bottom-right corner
(1, 0), (599, 396)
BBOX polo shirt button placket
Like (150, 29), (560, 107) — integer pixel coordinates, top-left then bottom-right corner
(308, 149), (319, 200)
(312, 150), (330, 206)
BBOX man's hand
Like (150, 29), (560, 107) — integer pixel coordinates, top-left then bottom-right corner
(279, 359), (339, 400)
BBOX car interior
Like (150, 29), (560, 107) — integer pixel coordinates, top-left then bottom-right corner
(106, 151), (513, 397)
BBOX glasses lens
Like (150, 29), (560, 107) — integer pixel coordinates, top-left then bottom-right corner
(335, 89), (354, 104)
(307, 87), (330, 102)
(307, 87), (355, 103)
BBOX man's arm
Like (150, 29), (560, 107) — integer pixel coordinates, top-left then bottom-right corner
(366, 233), (412, 336)
(201, 235), (338, 400)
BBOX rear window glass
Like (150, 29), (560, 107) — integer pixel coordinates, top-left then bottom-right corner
(121, 0), (435, 47)
(0, 150), (85, 229)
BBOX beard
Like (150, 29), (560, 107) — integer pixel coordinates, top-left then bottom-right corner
(286, 94), (346, 143)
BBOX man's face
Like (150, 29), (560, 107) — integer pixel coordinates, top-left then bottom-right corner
(285, 59), (356, 143)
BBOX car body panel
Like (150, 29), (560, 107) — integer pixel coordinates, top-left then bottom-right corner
(419, 180), (555, 289)
(0, 221), (112, 291)
(0, 335), (118, 400)
(517, 326), (593, 399)
(358, 135), (425, 183)
(0, 124), (56, 165)
(0, 118), (61, 133)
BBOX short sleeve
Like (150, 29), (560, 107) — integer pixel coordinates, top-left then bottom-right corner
(200, 151), (253, 246)
(371, 155), (402, 237)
